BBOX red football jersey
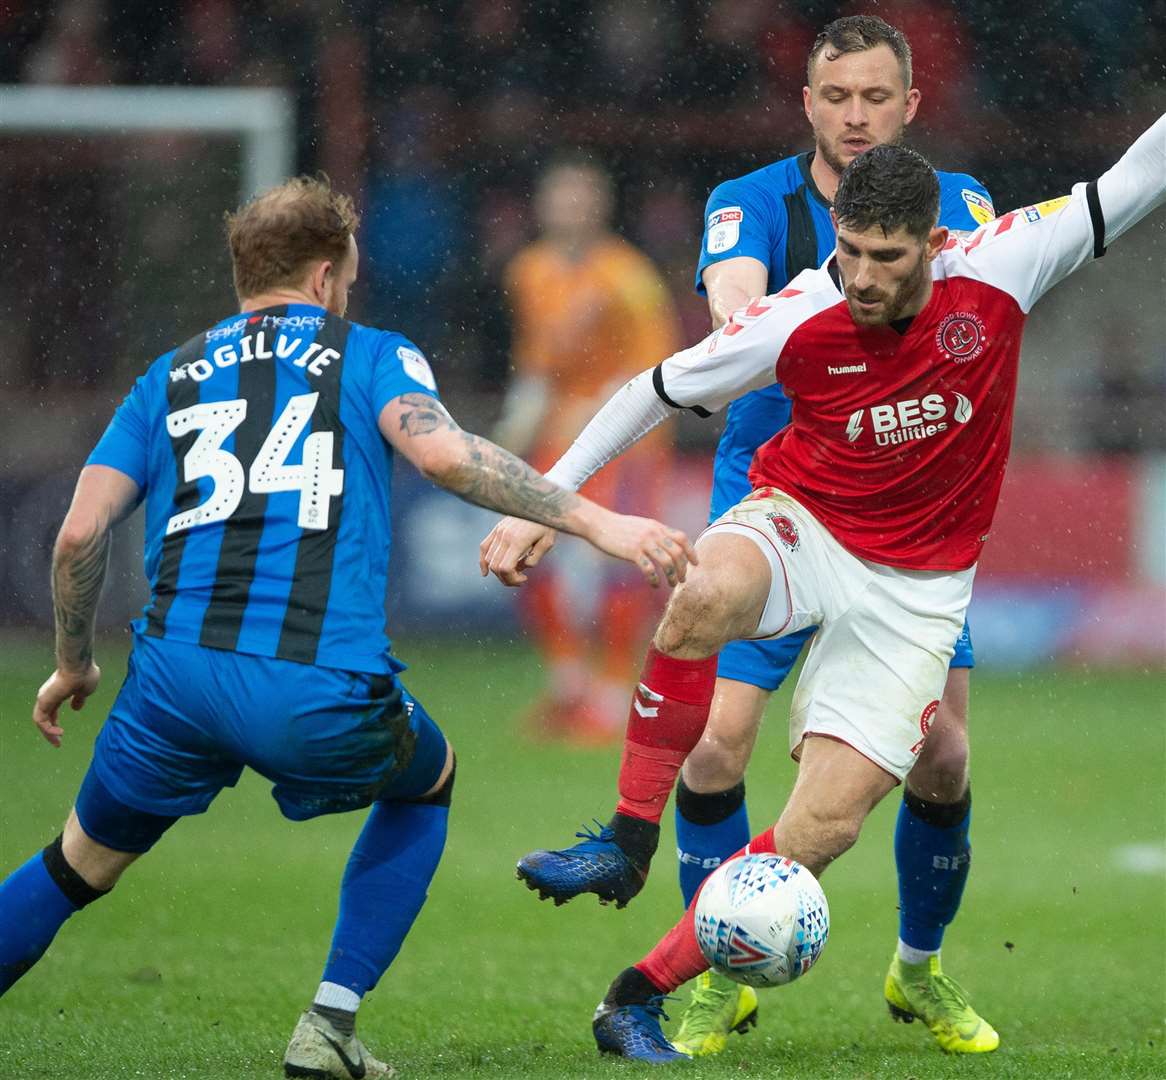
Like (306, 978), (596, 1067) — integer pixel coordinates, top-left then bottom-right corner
(748, 267), (1026, 569)
(650, 118), (1164, 569)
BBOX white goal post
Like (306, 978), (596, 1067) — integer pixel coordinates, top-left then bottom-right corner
(0, 84), (295, 199)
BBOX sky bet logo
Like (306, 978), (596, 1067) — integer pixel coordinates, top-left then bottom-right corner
(846, 392), (973, 446)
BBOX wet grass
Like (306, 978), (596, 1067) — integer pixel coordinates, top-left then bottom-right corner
(1, 636), (1163, 1078)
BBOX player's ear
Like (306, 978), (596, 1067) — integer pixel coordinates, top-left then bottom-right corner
(926, 226), (948, 261)
(904, 87), (921, 125)
(308, 259), (332, 304)
(802, 85), (813, 122)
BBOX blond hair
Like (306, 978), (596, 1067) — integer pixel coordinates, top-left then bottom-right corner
(224, 175), (359, 301)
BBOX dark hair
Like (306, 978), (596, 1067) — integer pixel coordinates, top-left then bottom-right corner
(807, 15), (913, 88)
(225, 175), (359, 301)
(834, 145), (939, 239)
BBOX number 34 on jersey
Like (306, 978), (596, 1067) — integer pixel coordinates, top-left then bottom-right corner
(165, 392), (344, 536)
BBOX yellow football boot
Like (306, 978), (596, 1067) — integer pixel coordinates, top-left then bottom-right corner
(885, 954), (1000, 1053)
(672, 970), (759, 1057)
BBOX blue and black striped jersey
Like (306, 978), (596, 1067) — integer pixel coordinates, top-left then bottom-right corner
(87, 304), (439, 675)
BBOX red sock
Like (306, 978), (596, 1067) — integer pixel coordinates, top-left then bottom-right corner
(615, 646), (718, 824)
(635, 826), (778, 992)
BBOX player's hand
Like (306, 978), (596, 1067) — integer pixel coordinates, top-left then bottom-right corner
(479, 517), (559, 586)
(33, 663), (101, 748)
(588, 509), (698, 589)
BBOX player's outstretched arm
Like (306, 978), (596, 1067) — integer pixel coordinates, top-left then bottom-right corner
(379, 393), (696, 588)
(972, 112), (1165, 310)
(35, 465), (141, 747)
(479, 292), (796, 584)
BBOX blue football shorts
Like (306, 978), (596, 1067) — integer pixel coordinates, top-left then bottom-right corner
(76, 635), (447, 852)
(709, 466), (975, 693)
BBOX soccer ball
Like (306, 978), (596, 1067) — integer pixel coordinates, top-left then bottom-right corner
(694, 853), (829, 988)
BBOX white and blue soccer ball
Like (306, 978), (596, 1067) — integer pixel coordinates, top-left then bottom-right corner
(694, 852), (829, 988)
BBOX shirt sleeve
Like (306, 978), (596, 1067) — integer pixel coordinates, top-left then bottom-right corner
(940, 174), (996, 232)
(654, 294), (804, 415)
(372, 333), (441, 414)
(695, 176), (780, 295)
(961, 113), (1166, 312)
(85, 363), (160, 488)
(544, 285), (831, 491)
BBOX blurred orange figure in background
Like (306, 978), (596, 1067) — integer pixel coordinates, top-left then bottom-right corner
(496, 156), (682, 744)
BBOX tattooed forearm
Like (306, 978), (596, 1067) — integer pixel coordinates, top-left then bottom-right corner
(444, 431), (582, 531)
(387, 393), (587, 532)
(397, 393), (460, 437)
(52, 524), (111, 671)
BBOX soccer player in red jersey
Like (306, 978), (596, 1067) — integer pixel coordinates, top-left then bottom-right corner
(503, 17), (998, 1056)
(481, 114), (1166, 1060)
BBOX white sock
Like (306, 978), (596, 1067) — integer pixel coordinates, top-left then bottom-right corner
(314, 981), (361, 1013)
(897, 940), (939, 966)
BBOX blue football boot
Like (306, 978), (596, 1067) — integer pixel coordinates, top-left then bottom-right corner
(593, 996), (691, 1063)
(516, 820), (647, 908)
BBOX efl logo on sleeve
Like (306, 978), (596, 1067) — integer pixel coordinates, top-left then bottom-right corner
(706, 206), (743, 254)
(1021, 195), (1071, 223)
(397, 345), (436, 390)
(960, 189), (995, 226)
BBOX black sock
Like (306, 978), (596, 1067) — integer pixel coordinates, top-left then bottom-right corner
(903, 785), (971, 829)
(604, 966), (662, 1006)
(676, 777), (745, 825)
(42, 835), (110, 908)
(311, 1003), (356, 1037)
(610, 813), (660, 870)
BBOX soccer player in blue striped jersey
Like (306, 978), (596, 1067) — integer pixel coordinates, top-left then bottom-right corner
(0, 177), (695, 1079)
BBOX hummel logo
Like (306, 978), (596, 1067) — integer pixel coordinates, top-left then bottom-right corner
(828, 363), (867, 375)
(633, 683), (664, 718)
(321, 1031), (366, 1079)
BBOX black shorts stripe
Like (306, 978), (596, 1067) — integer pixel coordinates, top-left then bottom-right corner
(198, 308), (287, 651)
(783, 186), (821, 284)
(1085, 179), (1107, 259)
(144, 334), (210, 638)
(276, 316), (352, 664)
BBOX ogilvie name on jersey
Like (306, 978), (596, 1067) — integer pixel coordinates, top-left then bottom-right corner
(170, 330), (338, 383)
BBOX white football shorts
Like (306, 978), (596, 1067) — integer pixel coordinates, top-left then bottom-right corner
(703, 488), (973, 781)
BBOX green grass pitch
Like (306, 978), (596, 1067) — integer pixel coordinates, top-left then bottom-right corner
(1, 635), (1163, 1078)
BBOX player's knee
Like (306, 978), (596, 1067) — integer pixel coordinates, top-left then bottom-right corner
(684, 738), (750, 791)
(44, 834), (115, 906)
(910, 725), (969, 802)
(655, 577), (737, 656)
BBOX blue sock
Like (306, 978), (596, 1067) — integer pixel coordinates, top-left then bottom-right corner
(0, 838), (106, 996)
(675, 779), (749, 909)
(322, 798), (449, 997)
(895, 788), (972, 953)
